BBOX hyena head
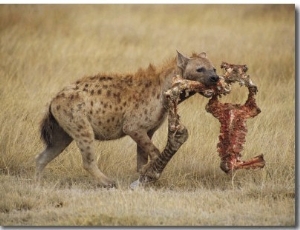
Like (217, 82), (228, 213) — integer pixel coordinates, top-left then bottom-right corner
(177, 51), (219, 86)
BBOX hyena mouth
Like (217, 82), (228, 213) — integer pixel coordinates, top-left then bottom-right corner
(200, 78), (231, 98)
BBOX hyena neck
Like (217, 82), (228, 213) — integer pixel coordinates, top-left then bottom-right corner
(158, 60), (197, 105)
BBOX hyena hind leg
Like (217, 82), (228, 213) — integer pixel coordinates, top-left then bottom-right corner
(76, 139), (117, 188)
(73, 122), (116, 188)
(35, 127), (73, 182)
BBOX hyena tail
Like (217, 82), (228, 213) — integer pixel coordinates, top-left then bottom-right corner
(40, 108), (56, 146)
(37, 107), (72, 181)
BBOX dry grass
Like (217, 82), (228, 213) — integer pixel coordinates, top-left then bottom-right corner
(0, 4), (295, 226)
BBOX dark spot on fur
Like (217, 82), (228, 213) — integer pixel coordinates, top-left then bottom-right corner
(103, 85), (108, 89)
(123, 101), (127, 107)
(85, 83), (89, 88)
(98, 89), (102, 95)
(152, 90), (156, 97)
(113, 92), (121, 103)
(143, 142), (149, 146)
(112, 117), (115, 122)
(87, 116), (92, 122)
(145, 81), (152, 88)
(77, 102), (85, 110)
(99, 76), (113, 81)
(81, 132), (91, 138)
(91, 101), (94, 106)
(91, 90), (94, 95)
(107, 119), (110, 123)
(124, 75), (133, 86)
(107, 90), (111, 97)
(56, 105), (61, 110)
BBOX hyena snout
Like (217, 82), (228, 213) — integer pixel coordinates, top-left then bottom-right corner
(209, 75), (219, 83)
(203, 73), (220, 86)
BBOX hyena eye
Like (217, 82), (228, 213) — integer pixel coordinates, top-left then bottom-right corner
(213, 68), (216, 73)
(196, 67), (205, 73)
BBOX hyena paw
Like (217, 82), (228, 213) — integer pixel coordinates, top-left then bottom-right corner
(96, 178), (117, 189)
(130, 173), (160, 190)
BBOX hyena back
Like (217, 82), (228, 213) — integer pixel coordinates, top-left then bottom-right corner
(36, 51), (219, 187)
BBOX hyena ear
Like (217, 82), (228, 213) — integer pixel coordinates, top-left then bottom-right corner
(176, 50), (190, 70)
(199, 52), (207, 58)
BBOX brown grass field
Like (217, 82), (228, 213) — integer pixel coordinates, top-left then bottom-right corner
(0, 4), (296, 227)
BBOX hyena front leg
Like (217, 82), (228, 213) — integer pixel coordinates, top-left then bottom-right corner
(130, 110), (189, 188)
(123, 126), (161, 167)
(138, 115), (188, 185)
(136, 130), (155, 172)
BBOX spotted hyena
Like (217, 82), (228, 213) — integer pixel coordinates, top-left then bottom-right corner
(36, 51), (219, 187)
